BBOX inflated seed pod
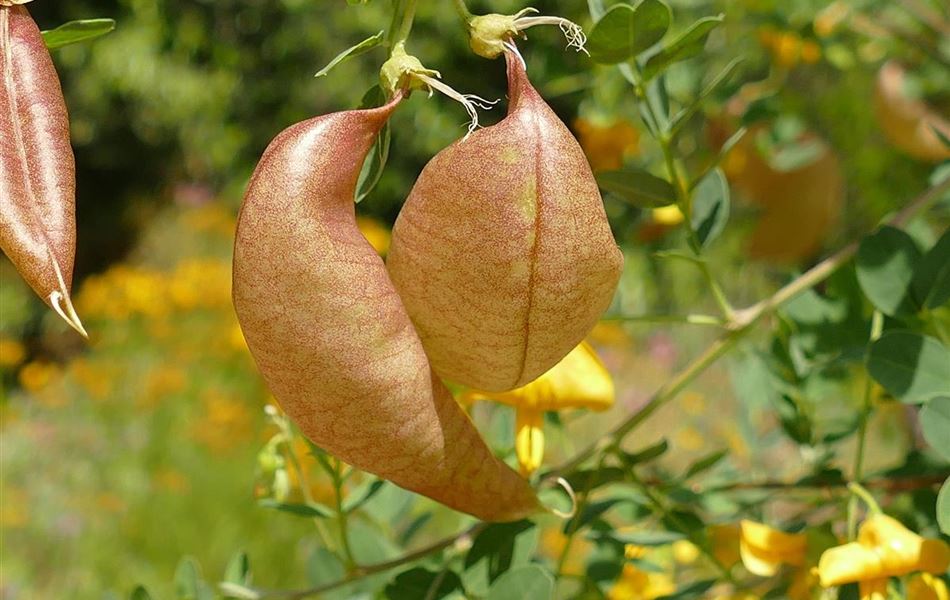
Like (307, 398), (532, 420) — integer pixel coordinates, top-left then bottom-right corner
(1, 4), (85, 335)
(232, 97), (538, 522)
(387, 50), (623, 392)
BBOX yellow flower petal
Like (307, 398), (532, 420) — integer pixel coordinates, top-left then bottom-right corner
(859, 514), (950, 576)
(515, 408), (544, 476)
(907, 573), (950, 600)
(464, 341), (614, 412)
(739, 520), (807, 577)
(651, 204), (684, 226)
(859, 578), (889, 600)
(818, 542), (884, 587)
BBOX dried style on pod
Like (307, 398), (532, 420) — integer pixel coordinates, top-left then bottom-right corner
(232, 97), (539, 522)
(387, 50), (623, 392)
(1, 3), (85, 335)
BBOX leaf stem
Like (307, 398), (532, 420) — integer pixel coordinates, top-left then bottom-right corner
(600, 313), (726, 327)
(388, 0), (419, 49)
(848, 310), (884, 538)
(451, 0), (472, 22)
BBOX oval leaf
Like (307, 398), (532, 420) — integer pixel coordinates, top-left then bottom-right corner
(867, 331), (950, 404)
(856, 226), (921, 315)
(487, 565), (554, 600)
(911, 229), (950, 309)
(921, 396), (950, 461)
(938, 478), (950, 535)
(597, 168), (676, 207)
(643, 15), (724, 80)
(315, 30), (384, 78)
(691, 168), (730, 247)
(587, 0), (671, 64)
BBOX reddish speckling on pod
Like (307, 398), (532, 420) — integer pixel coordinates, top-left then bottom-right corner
(232, 96), (539, 522)
(1, 4), (85, 336)
(387, 50), (624, 392)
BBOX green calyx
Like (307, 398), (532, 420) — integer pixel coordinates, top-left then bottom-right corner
(380, 42), (440, 97)
(468, 13), (521, 59)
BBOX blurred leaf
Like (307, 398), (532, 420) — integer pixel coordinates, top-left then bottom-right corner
(642, 15), (724, 80)
(486, 565), (554, 600)
(657, 579), (716, 599)
(463, 521), (538, 597)
(563, 498), (624, 534)
(602, 529), (685, 546)
(385, 568), (462, 600)
(42, 19), (115, 50)
(682, 449), (727, 479)
(774, 394), (813, 445)
(223, 551), (250, 585)
(315, 31), (384, 78)
(768, 139), (825, 172)
(355, 85), (392, 203)
(597, 169), (676, 208)
(910, 229), (950, 309)
(217, 584), (259, 600)
(130, 586), (154, 600)
(938, 478), (950, 535)
(856, 227), (922, 316)
(931, 125), (950, 149)
(921, 396), (950, 461)
(398, 512), (432, 546)
(867, 331), (950, 404)
(691, 168), (730, 247)
(307, 547), (345, 587)
(670, 57), (743, 136)
(174, 557), (214, 600)
(257, 499), (334, 518)
(587, 1), (671, 64)
(563, 466), (626, 491)
(619, 439), (669, 464)
(343, 478), (386, 513)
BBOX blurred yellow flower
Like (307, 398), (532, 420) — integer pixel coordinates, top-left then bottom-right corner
(651, 205), (684, 226)
(0, 337), (26, 368)
(710, 523), (742, 567)
(609, 563), (675, 600)
(574, 118), (641, 172)
(860, 578), (888, 600)
(675, 426), (705, 451)
(538, 527), (592, 576)
(739, 520), (807, 576)
(818, 514), (950, 587)
(18, 360), (61, 395)
(460, 342), (614, 475)
(0, 487), (29, 528)
(356, 216), (391, 256)
(153, 468), (190, 494)
(673, 540), (700, 564)
(191, 390), (254, 454)
(907, 573), (950, 600)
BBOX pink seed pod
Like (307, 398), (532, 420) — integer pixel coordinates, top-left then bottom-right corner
(1, 4), (84, 336)
(387, 50), (623, 392)
(232, 97), (539, 522)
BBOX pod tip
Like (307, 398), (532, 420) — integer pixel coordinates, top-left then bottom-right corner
(50, 289), (88, 338)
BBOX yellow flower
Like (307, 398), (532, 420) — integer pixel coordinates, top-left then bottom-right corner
(18, 360), (61, 394)
(608, 564), (675, 600)
(0, 337), (26, 368)
(356, 216), (391, 256)
(651, 204), (684, 226)
(673, 540), (701, 564)
(574, 118), (641, 172)
(860, 578), (888, 600)
(818, 514), (950, 587)
(460, 342), (614, 475)
(739, 520), (807, 576)
(907, 573), (949, 600)
(710, 523), (742, 567)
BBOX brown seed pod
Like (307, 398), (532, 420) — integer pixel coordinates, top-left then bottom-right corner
(1, 5), (84, 335)
(232, 97), (538, 522)
(387, 50), (623, 392)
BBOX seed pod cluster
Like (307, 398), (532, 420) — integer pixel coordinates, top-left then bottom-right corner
(232, 97), (539, 522)
(1, 4), (85, 335)
(387, 51), (623, 392)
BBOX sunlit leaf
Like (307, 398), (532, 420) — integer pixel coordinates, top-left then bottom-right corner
(315, 31), (384, 78)
(42, 18), (115, 49)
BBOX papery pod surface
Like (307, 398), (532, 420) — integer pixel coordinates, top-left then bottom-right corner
(232, 99), (538, 522)
(1, 5), (82, 333)
(387, 51), (623, 392)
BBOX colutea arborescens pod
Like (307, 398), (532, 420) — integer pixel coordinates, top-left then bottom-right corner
(1, 4), (85, 336)
(387, 50), (623, 392)
(232, 96), (538, 522)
